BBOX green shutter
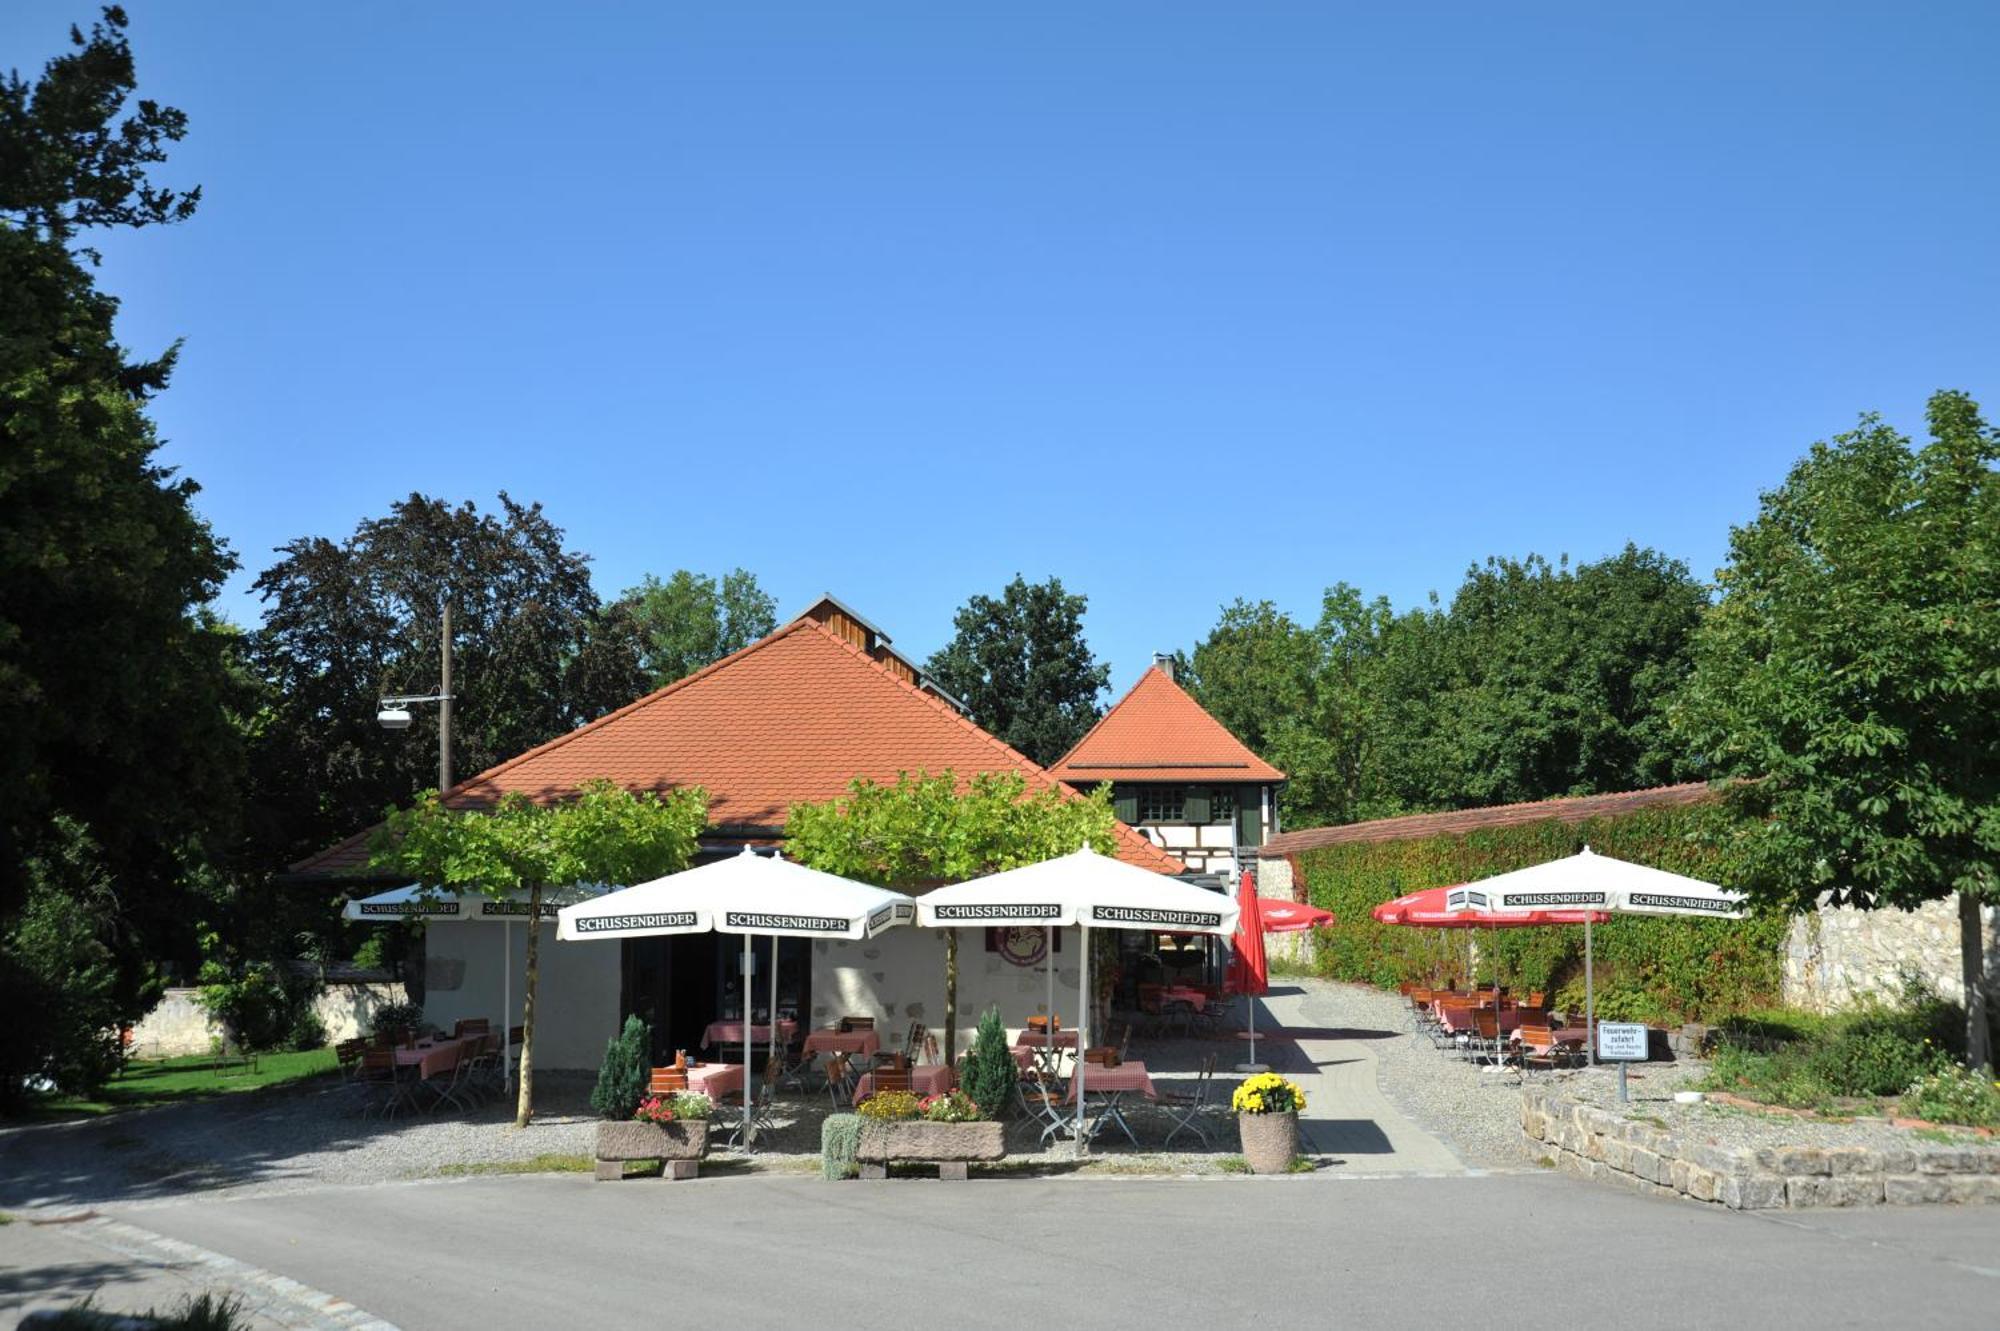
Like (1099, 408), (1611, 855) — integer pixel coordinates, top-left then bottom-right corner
(1113, 786), (1138, 824)
(1183, 787), (1210, 824)
(1237, 793), (1263, 848)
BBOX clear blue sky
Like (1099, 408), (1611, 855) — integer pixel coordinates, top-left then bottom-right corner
(9, 3), (1997, 696)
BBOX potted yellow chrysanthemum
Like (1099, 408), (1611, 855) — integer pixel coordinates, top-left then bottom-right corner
(1232, 1072), (1305, 1174)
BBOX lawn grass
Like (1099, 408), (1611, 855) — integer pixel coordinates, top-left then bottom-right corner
(24, 1048), (339, 1120)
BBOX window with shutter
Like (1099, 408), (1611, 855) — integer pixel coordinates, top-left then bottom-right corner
(1183, 788), (1210, 824)
(1113, 786), (1138, 824)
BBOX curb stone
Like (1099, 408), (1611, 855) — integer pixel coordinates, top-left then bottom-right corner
(42, 1214), (399, 1331)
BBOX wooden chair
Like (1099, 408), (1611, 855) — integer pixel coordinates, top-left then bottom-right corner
(452, 1017), (490, 1037)
(333, 1038), (367, 1079)
(871, 1066), (913, 1094)
(837, 1015), (875, 1033)
(823, 1054), (855, 1109)
(647, 1066), (689, 1095)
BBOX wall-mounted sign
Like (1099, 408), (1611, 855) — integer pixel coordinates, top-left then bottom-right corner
(995, 926), (1050, 968)
(1596, 1022), (1649, 1061)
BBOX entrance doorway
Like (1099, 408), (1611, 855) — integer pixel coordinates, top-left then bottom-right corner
(620, 934), (813, 1065)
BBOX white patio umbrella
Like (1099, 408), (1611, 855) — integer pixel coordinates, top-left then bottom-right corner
(919, 847), (1238, 1153)
(557, 848), (915, 1147)
(344, 884), (600, 1089)
(1451, 846), (1747, 1064)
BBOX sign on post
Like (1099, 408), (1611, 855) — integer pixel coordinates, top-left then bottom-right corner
(1596, 1022), (1649, 1061)
(1596, 1021), (1649, 1103)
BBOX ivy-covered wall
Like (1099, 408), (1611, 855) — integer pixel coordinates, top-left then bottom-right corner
(1295, 803), (1789, 1022)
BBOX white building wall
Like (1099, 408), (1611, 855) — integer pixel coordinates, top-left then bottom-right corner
(423, 920), (622, 1070)
(813, 926), (1085, 1055)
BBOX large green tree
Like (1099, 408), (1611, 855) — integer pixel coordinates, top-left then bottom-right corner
(248, 493), (648, 868)
(0, 7), (244, 1097)
(1676, 392), (1998, 1069)
(372, 780), (707, 1125)
(1183, 548), (1703, 828)
(787, 771), (1117, 1063)
(924, 575), (1110, 767)
(615, 567), (777, 688)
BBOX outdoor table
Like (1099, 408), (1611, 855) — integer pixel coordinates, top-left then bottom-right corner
(1013, 1029), (1079, 1078)
(851, 1062), (953, 1105)
(1063, 1060), (1157, 1146)
(683, 1061), (743, 1105)
(701, 1018), (798, 1049)
(391, 1033), (482, 1067)
(802, 1029), (881, 1060)
(1161, 985), (1207, 1012)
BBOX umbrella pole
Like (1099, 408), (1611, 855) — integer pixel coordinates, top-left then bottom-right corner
(742, 933), (754, 1149)
(768, 934), (779, 1070)
(1074, 923), (1089, 1157)
(1585, 916), (1596, 1068)
(1046, 927), (1056, 1072)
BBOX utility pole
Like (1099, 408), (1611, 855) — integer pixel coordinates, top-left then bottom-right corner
(438, 601), (453, 791)
(378, 600), (456, 794)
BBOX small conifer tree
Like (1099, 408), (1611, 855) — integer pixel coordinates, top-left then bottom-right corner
(590, 1014), (651, 1120)
(959, 1005), (1017, 1121)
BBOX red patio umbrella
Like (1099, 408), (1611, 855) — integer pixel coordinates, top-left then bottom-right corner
(1258, 900), (1337, 933)
(1225, 877), (1336, 1071)
(1228, 872), (1269, 1070)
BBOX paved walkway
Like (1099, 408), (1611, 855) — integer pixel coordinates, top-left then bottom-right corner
(1245, 983), (1468, 1174)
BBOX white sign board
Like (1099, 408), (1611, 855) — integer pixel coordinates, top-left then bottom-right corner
(1597, 1022), (1649, 1062)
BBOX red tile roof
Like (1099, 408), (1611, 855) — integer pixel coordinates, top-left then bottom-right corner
(292, 618), (1182, 878)
(1258, 782), (1721, 857)
(1048, 666), (1286, 786)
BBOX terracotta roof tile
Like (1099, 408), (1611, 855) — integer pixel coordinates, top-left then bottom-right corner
(1258, 782), (1721, 857)
(1048, 666), (1285, 786)
(292, 618), (1181, 878)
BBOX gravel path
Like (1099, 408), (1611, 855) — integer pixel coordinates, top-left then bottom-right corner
(1285, 978), (1534, 1169)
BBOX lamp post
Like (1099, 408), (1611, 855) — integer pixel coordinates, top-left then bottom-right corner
(378, 602), (454, 791)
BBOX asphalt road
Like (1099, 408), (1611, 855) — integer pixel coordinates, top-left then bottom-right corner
(102, 1172), (2000, 1330)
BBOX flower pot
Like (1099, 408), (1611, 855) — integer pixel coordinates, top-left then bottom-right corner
(594, 1119), (710, 1181)
(855, 1120), (1006, 1180)
(1238, 1110), (1299, 1175)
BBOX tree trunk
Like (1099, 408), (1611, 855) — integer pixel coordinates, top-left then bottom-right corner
(516, 883), (542, 1127)
(943, 929), (958, 1069)
(1962, 890), (1992, 1074)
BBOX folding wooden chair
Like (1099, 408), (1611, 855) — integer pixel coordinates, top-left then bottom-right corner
(1015, 1066), (1073, 1147)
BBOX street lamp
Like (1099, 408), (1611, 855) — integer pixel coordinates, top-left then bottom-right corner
(378, 602), (455, 790)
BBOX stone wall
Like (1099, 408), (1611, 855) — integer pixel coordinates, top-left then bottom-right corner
(1784, 897), (2000, 1014)
(128, 982), (407, 1059)
(1521, 1086), (2000, 1208)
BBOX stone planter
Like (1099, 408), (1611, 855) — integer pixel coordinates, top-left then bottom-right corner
(856, 1119), (1006, 1180)
(1238, 1111), (1299, 1175)
(594, 1119), (710, 1182)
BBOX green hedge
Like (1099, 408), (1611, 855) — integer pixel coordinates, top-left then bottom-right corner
(1294, 802), (1789, 1022)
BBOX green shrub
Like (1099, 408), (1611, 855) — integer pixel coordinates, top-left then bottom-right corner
(1807, 1026), (1947, 1098)
(194, 948), (325, 1055)
(821, 1112), (862, 1179)
(958, 1006), (1016, 1121)
(285, 1007), (328, 1053)
(1902, 1065), (2000, 1129)
(590, 1015), (651, 1121)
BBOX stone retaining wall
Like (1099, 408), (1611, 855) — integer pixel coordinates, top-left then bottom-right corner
(128, 982), (407, 1058)
(1520, 1086), (2000, 1209)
